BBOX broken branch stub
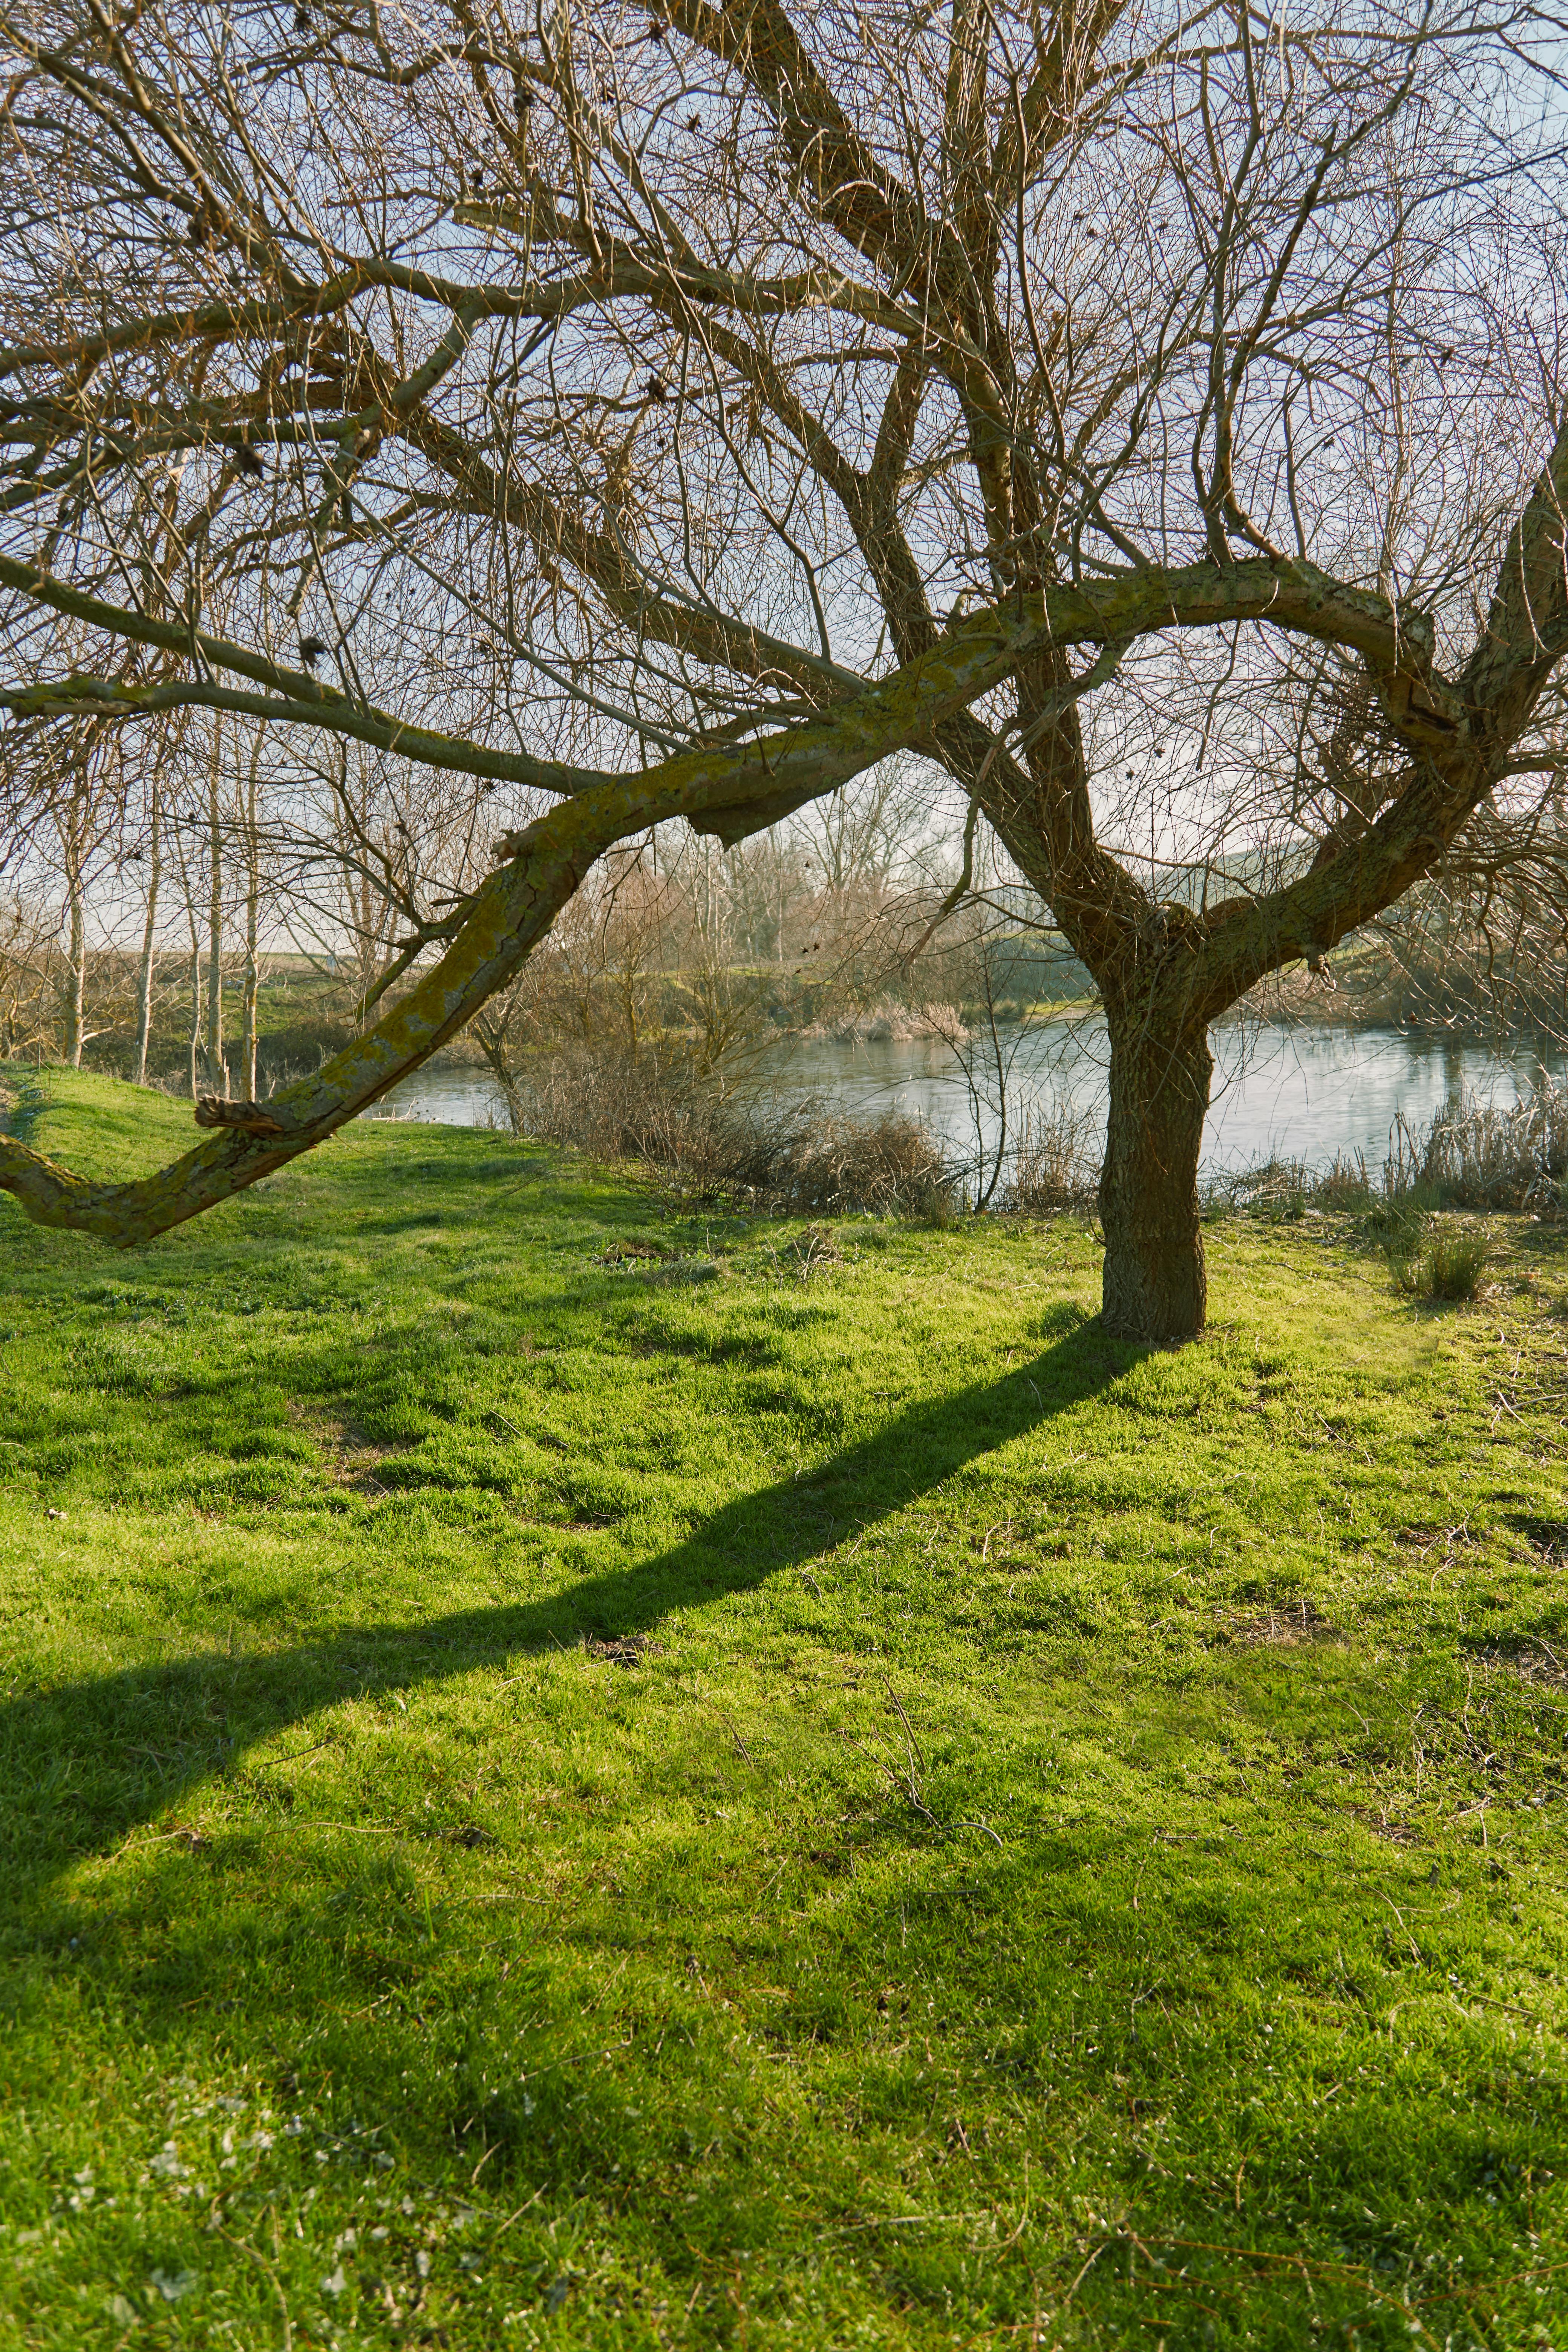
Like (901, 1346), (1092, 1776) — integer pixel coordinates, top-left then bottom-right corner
(193, 1097), (288, 1137)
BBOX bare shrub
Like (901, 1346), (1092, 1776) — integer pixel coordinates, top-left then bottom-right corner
(813, 998), (968, 1044)
(0, 899), (58, 1061)
(772, 1112), (952, 1216)
(1203, 1158), (1311, 1220)
(1309, 1152), (1375, 1210)
(1009, 1099), (1101, 1213)
(469, 836), (957, 1214)
(504, 1024), (949, 1216)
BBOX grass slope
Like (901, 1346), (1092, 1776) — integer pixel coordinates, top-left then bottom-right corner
(2, 1068), (1566, 2351)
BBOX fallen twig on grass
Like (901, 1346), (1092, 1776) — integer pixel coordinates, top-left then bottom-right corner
(214, 2214), (293, 2352)
(518, 2036), (634, 2084)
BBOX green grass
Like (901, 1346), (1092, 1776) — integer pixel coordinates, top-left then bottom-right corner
(2, 1068), (1567, 2350)
(1394, 1231), (1493, 1305)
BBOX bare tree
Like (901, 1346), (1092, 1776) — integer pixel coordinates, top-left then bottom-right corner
(0, 896), (58, 1062)
(237, 731), (266, 1101)
(2, 0), (1567, 1339)
(132, 783), (165, 1089)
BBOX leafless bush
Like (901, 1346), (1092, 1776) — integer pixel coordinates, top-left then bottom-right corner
(1200, 1157), (1309, 1220)
(507, 1031), (949, 1215)
(0, 899), (58, 1060)
(769, 1111), (952, 1216)
(1314, 1152), (1378, 1210)
(811, 998), (968, 1044)
(1008, 1099), (1102, 1213)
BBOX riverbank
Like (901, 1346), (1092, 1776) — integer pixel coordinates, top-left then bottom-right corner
(3, 1069), (1567, 2347)
(371, 1017), (1568, 1192)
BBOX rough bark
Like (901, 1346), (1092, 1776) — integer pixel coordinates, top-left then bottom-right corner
(1099, 1017), (1213, 1343)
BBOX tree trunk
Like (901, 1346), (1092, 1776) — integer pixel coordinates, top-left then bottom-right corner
(134, 790), (162, 1086)
(241, 743), (261, 1098)
(186, 918), (203, 1102)
(64, 863), (86, 1067)
(241, 886), (259, 1099)
(1098, 1015), (1213, 1342)
(205, 745), (226, 1096)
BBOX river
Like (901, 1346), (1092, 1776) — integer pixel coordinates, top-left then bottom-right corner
(365, 1019), (1568, 1180)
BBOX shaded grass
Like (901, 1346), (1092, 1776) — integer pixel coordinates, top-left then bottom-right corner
(2, 1069), (1568, 2348)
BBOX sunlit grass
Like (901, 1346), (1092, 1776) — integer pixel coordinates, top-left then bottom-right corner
(2, 1068), (1565, 2349)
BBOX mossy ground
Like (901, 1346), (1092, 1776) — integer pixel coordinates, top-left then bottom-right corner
(2, 1068), (1566, 2350)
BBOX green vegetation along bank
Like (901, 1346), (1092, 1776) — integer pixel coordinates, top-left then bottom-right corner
(2, 1069), (1566, 2350)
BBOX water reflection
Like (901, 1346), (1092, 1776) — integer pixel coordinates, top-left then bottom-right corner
(367, 1020), (1568, 1178)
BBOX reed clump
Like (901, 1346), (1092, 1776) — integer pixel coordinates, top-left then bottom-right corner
(1393, 1084), (1568, 1213)
(1205, 1082), (1568, 1224)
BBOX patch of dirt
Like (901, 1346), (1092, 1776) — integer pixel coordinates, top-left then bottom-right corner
(1217, 1598), (1339, 1648)
(1346, 1806), (1422, 1847)
(584, 1633), (663, 1668)
(1481, 1640), (1568, 1692)
(291, 1405), (404, 1494)
(1506, 1514), (1568, 1562)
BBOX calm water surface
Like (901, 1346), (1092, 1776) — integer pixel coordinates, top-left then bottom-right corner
(368, 1020), (1568, 1177)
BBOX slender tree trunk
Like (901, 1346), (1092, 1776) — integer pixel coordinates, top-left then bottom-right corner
(242, 879), (259, 1098)
(168, 807), (204, 1099)
(64, 856), (86, 1067)
(1098, 1015), (1213, 1342)
(205, 741), (226, 1095)
(241, 741), (261, 1097)
(134, 789), (162, 1086)
(185, 901), (203, 1101)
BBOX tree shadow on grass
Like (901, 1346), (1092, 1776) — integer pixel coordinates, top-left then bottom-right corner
(1, 1318), (1132, 1895)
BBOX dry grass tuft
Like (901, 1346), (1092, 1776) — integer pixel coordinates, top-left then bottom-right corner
(1217, 1598), (1339, 1648)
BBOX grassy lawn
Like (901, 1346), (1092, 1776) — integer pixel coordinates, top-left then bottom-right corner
(2, 1067), (1566, 2350)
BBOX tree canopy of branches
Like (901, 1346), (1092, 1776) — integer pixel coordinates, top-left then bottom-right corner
(2, 0), (1566, 1338)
